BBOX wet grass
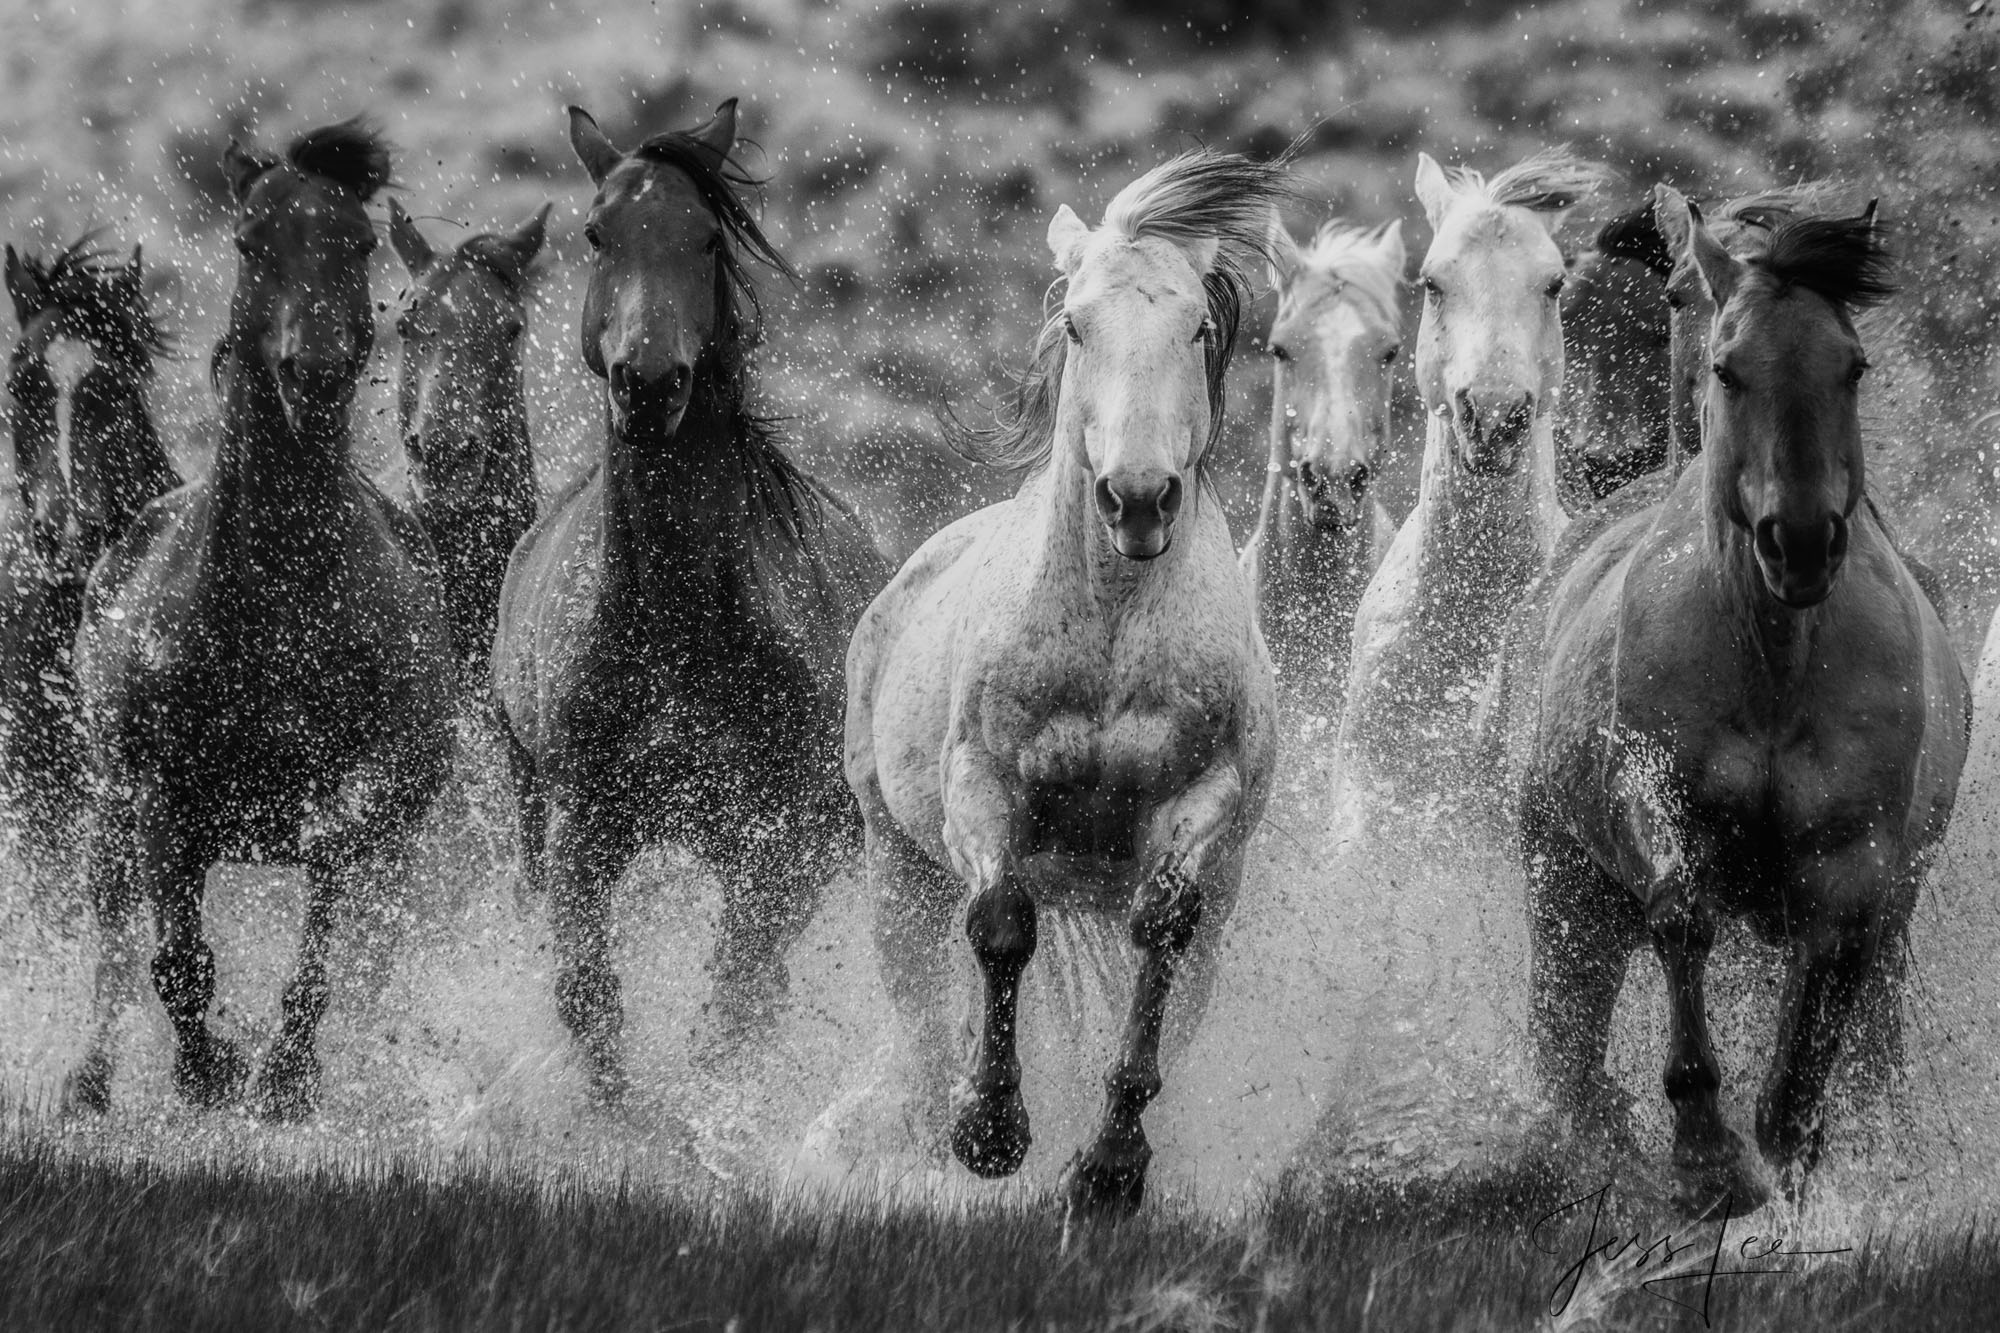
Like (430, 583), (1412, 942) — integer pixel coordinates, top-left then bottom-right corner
(4, 1139), (1999, 1331)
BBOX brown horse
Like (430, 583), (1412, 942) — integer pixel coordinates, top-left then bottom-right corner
(1555, 205), (1670, 507)
(492, 102), (886, 1103)
(388, 198), (548, 693)
(1, 237), (177, 884)
(1509, 201), (1967, 1212)
(66, 120), (455, 1120)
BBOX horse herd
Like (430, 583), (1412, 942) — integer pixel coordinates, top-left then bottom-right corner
(0, 99), (1975, 1219)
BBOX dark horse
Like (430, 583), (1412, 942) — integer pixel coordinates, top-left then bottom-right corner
(387, 197), (548, 691)
(66, 120), (455, 1120)
(1, 238), (177, 880)
(1510, 201), (1968, 1212)
(1554, 205), (1671, 507)
(493, 102), (886, 1102)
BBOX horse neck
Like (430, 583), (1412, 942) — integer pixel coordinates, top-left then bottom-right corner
(1412, 408), (1563, 609)
(208, 343), (353, 574)
(598, 372), (760, 622)
(5, 360), (58, 515)
(72, 368), (173, 548)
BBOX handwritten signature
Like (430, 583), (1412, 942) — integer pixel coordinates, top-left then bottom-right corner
(1531, 1182), (1851, 1326)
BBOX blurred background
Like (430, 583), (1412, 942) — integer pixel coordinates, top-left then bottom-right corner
(2, 0), (1996, 617)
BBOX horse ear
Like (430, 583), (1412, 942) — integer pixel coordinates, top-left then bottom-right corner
(1047, 204), (1089, 274)
(691, 98), (739, 159)
(386, 197), (436, 275)
(223, 138), (270, 204)
(4, 244), (37, 326)
(567, 106), (622, 186)
(1375, 219), (1407, 276)
(1684, 200), (1740, 308)
(492, 202), (553, 279)
(1652, 183), (1695, 267)
(1267, 219), (1302, 289)
(1414, 153), (1455, 230)
(1859, 198), (1880, 234)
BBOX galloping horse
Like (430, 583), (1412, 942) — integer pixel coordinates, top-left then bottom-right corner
(1241, 219), (1404, 691)
(67, 120), (456, 1120)
(1555, 206), (1670, 506)
(845, 149), (1289, 1213)
(493, 102), (886, 1103)
(1, 238), (177, 882)
(1511, 199), (1967, 1211)
(388, 198), (548, 692)
(1333, 151), (1603, 838)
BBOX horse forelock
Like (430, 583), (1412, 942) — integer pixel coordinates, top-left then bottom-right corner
(14, 233), (169, 372)
(1294, 222), (1405, 333)
(1739, 214), (1895, 314)
(284, 116), (394, 201)
(1452, 148), (1612, 217)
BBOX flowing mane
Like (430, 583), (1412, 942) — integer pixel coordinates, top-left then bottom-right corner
(1440, 148), (1611, 215)
(1739, 212), (1895, 312)
(1294, 220), (1404, 332)
(12, 233), (171, 372)
(947, 147), (1296, 476)
(1599, 182), (1842, 278)
(285, 117), (394, 200)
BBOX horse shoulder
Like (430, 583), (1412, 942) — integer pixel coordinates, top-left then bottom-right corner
(493, 468), (605, 748)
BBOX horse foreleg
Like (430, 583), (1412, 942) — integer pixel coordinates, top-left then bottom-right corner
(545, 801), (637, 1106)
(869, 817), (964, 1156)
(943, 750), (1033, 1179)
(1068, 762), (1244, 1217)
(61, 799), (144, 1113)
(255, 861), (344, 1121)
(1758, 918), (1878, 1198)
(504, 724), (546, 908)
(138, 815), (241, 1108)
(1524, 808), (1642, 1148)
(1652, 901), (1765, 1215)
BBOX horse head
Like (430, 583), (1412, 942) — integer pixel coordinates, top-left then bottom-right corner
(568, 100), (789, 441)
(1414, 150), (1607, 478)
(1661, 188), (1888, 608)
(389, 198), (547, 510)
(221, 118), (389, 443)
(1043, 151), (1294, 560)
(1266, 219), (1404, 531)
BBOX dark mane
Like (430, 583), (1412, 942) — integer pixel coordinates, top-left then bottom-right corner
(14, 232), (171, 371)
(946, 147), (1297, 477)
(285, 117), (394, 201)
(1745, 213), (1895, 312)
(1595, 204), (1673, 277)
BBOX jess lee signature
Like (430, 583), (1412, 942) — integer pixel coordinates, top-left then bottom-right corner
(1531, 1182), (1852, 1325)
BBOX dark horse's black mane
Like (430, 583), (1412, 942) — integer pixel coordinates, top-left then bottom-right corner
(280, 117), (394, 200)
(626, 127), (824, 548)
(14, 234), (171, 370)
(1594, 204), (1673, 278)
(1744, 213), (1895, 312)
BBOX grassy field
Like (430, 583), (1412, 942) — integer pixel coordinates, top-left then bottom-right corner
(8, 1135), (2000, 1332)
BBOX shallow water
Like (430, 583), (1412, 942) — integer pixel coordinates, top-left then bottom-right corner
(7, 664), (1999, 1238)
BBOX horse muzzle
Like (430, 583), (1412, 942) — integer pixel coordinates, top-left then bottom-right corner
(1451, 388), (1534, 477)
(1753, 513), (1849, 608)
(1295, 458), (1369, 532)
(608, 357), (694, 437)
(1095, 471), (1183, 562)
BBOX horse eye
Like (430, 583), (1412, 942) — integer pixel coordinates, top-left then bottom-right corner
(1665, 291), (1686, 312)
(395, 312), (416, 339)
(1063, 313), (1081, 345)
(1381, 346), (1400, 365)
(504, 319), (525, 341)
(584, 223), (603, 251)
(234, 235), (253, 256)
(1192, 315), (1214, 344)
(1713, 363), (1738, 391)
(1545, 275), (1565, 299)
(1848, 362), (1868, 386)
(704, 234), (723, 256)
(1420, 275), (1441, 299)
(1268, 342), (1291, 363)
(1351, 462), (1372, 494)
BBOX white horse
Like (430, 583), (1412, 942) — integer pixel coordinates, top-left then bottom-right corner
(843, 149), (1289, 1215)
(1241, 219), (1405, 695)
(1332, 150), (1604, 841)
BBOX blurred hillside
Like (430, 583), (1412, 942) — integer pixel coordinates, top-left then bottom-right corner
(0, 0), (1995, 608)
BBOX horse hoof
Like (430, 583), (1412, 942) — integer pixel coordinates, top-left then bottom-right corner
(61, 1052), (112, 1115)
(1062, 1144), (1150, 1219)
(174, 1038), (248, 1110)
(951, 1087), (1031, 1179)
(587, 1059), (630, 1109)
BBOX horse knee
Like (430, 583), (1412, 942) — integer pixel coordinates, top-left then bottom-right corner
(1662, 1045), (1720, 1104)
(555, 963), (622, 1043)
(965, 880), (1037, 970)
(151, 937), (216, 1020)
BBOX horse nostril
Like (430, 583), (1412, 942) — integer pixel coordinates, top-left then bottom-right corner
(1754, 518), (1784, 567)
(1346, 461), (1372, 497)
(1158, 475), (1183, 521)
(1828, 514), (1850, 566)
(1094, 477), (1121, 525)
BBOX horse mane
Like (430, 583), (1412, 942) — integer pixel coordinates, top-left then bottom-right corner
(1598, 181), (1842, 278)
(1595, 204), (1673, 277)
(283, 117), (394, 201)
(14, 232), (171, 371)
(1295, 220), (1404, 331)
(625, 125), (820, 544)
(1742, 213), (1895, 312)
(457, 233), (539, 294)
(947, 147), (1297, 477)
(1446, 148), (1612, 215)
